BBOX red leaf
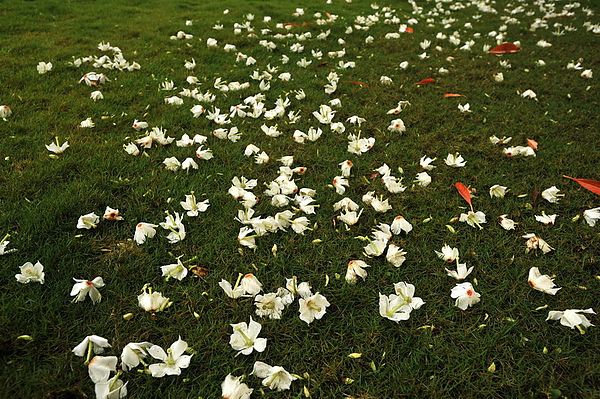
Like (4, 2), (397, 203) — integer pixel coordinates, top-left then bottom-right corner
(563, 176), (600, 196)
(406, 27), (414, 33)
(454, 182), (474, 212)
(488, 43), (521, 54)
(301, 22), (312, 27)
(343, 81), (369, 87)
(444, 93), (463, 98)
(417, 78), (435, 85)
(527, 138), (538, 150)
(283, 22), (300, 27)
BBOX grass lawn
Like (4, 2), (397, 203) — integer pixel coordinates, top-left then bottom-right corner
(1, 0), (599, 397)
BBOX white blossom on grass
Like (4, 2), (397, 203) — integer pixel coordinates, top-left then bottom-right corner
(229, 317), (267, 356)
(528, 267), (561, 295)
(15, 261), (45, 284)
(148, 337), (193, 378)
(299, 293), (330, 324)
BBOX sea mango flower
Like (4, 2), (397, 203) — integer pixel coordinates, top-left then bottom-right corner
(251, 361), (296, 392)
(15, 261), (45, 284)
(148, 337), (193, 378)
(528, 267), (561, 295)
(546, 309), (595, 333)
(451, 282), (481, 310)
(71, 277), (104, 303)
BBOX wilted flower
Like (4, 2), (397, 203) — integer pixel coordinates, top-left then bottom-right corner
(528, 267), (561, 295)
(80, 117), (95, 128)
(94, 372), (127, 399)
(523, 233), (554, 254)
(72, 335), (111, 359)
(46, 139), (69, 154)
(391, 215), (413, 235)
(71, 277), (104, 303)
(415, 172), (432, 186)
(103, 206), (123, 221)
(0, 105), (12, 119)
(498, 214), (516, 230)
(88, 355), (118, 383)
(535, 212), (557, 225)
(386, 244), (407, 267)
(435, 245), (459, 262)
(580, 69), (593, 79)
(90, 91), (103, 101)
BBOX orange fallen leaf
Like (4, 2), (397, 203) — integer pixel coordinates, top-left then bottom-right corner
(316, 61), (329, 67)
(488, 43), (521, 54)
(343, 81), (369, 87)
(284, 22), (300, 27)
(444, 93), (463, 98)
(417, 78), (435, 85)
(563, 176), (600, 196)
(454, 182), (474, 212)
(301, 22), (312, 27)
(406, 27), (414, 33)
(527, 138), (538, 150)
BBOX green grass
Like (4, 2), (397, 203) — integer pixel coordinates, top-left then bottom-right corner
(1, 0), (599, 398)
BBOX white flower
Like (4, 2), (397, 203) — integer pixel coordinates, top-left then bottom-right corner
(299, 293), (330, 324)
(254, 292), (286, 319)
(132, 120), (148, 130)
(388, 118), (406, 133)
(15, 261), (45, 284)
(137, 286), (170, 312)
(180, 193), (209, 217)
(163, 157), (181, 171)
(181, 158), (198, 171)
(581, 69), (593, 79)
(221, 374), (253, 399)
(528, 267), (561, 295)
(80, 117), (95, 128)
(37, 62), (53, 74)
(285, 277), (312, 299)
(345, 260), (370, 283)
(251, 361), (297, 392)
(444, 152), (466, 167)
(535, 212), (557, 225)
(415, 172), (432, 186)
(521, 89), (537, 99)
(123, 142), (140, 156)
(371, 197), (392, 213)
(241, 273), (262, 296)
(458, 103), (471, 113)
(386, 244), (407, 267)
(541, 186), (562, 203)
(45, 140), (70, 154)
(0, 105), (12, 119)
(583, 207), (600, 227)
(90, 91), (104, 101)
(134, 222), (157, 245)
(459, 211), (486, 229)
(88, 355), (118, 383)
(547, 309), (595, 333)
(498, 214), (516, 230)
(148, 337), (193, 377)
(332, 176), (349, 195)
(120, 342), (153, 371)
(364, 239), (387, 257)
(451, 282), (481, 310)
(435, 245), (460, 263)
(94, 373), (128, 399)
(445, 262), (473, 280)
(489, 184), (508, 198)
(379, 283), (424, 322)
(494, 72), (504, 82)
(77, 212), (100, 229)
(159, 212), (186, 244)
(71, 277), (104, 303)
(161, 259), (188, 281)
(229, 317), (267, 356)
(380, 76), (393, 85)
(103, 206), (123, 221)
(419, 156), (436, 170)
(390, 215), (413, 235)
(72, 335), (111, 357)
